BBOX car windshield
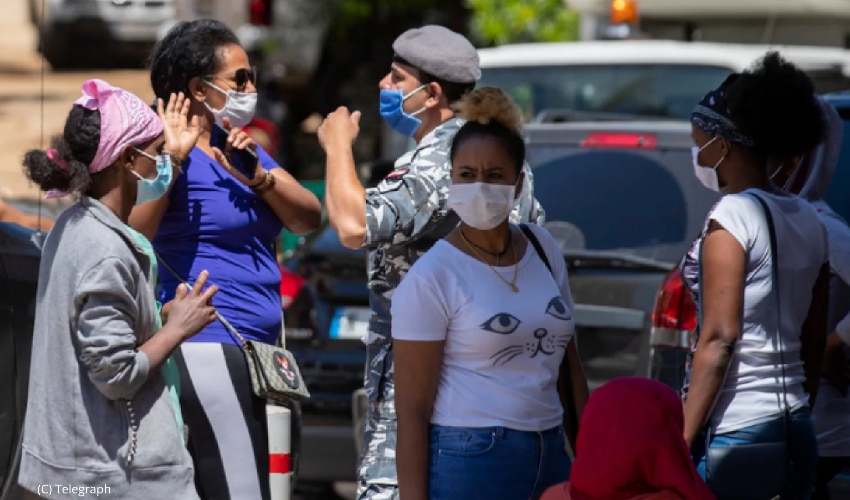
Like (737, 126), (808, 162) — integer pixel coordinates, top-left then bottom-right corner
(480, 64), (733, 122)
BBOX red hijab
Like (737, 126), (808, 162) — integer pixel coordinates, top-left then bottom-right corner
(552, 377), (714, 500)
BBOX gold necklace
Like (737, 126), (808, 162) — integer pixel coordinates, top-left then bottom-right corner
(459, 228), (519, 293)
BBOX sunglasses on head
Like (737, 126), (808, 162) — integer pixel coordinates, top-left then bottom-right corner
(206, 66), (257, 91)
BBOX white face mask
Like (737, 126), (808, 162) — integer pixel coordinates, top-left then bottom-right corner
(691, 136), (725, 192)
(203, 81), (257, 128)
(448, 181), (517, 230)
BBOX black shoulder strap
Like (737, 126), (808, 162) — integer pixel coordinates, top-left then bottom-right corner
(520, 223), (553, 275)
(750, 193), (791, 418)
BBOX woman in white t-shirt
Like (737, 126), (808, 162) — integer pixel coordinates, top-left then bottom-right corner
(681, 52), (831, 499)
(391, 87), (589, 500)
(768, 96), (850, 499)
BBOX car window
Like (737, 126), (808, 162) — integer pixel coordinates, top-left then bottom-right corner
(529, 148), (720, 263)
(480, 64), (734, 121)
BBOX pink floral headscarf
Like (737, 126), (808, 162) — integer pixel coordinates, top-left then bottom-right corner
(45, 79), (162, 198)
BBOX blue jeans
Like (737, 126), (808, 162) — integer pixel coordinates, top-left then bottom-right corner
(693, 407), (818, 500)
(428, 424), (570, 500)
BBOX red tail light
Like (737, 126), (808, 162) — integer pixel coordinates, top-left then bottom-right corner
(650, 268), (697, 349)
(581, 132), (657, 149)
(250, 0), (272, 26)
(280, 265), (306, 310)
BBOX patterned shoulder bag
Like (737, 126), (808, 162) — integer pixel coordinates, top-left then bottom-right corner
(156, 252), (311, 403)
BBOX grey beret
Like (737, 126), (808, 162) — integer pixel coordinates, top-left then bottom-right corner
(392, 25), (481, 84)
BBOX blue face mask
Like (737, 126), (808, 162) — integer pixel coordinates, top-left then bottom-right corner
(131, 148), (173, 205)
(379, 84), (428, 137)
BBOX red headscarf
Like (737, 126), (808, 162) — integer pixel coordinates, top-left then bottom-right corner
(554, 377), (715, 500)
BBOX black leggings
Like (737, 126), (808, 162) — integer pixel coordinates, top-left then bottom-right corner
(173, 342), (271, 500)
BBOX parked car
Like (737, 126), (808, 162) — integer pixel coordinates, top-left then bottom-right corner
(477, 40), (850, 123)
(0, 223), (43, 499)
(279, 224), (369, 493)
(523, 119), (719, 389)
(30, 0), (175, 69)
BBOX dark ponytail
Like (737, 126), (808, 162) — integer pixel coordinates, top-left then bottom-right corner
(22, 106), (101, 195)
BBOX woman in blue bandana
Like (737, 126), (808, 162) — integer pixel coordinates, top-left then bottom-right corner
(680, 52), (830, 499)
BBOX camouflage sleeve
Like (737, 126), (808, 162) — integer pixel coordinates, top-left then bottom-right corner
(510, 161), (546, 225)
(363, 151), (451, 250)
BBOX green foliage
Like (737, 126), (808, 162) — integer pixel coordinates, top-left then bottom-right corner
(332, 0), (461, 39)
(465, 0), (579, 46)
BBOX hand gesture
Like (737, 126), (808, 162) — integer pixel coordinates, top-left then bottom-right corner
(211, 117), (264, 187)
(158, 92), (200, 161)
(318, 107), (361, 152)
(166, 270), (219, 340)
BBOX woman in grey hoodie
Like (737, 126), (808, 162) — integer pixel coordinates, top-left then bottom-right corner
(769, 95), (850, 499)
(17, 79), (219, 499)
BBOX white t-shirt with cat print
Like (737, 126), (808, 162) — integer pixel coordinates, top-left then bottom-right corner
(391, 223), (575, 432)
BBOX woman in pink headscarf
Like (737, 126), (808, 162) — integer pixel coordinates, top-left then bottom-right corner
(16, 80), (218, 499)
(542, 377), (715, 500)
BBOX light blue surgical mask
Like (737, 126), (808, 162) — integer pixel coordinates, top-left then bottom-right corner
(379, 84), (428, 137)
(131, 148), (173, 205)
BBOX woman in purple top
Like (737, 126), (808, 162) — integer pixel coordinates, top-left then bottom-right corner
(129, 19), (322, 500)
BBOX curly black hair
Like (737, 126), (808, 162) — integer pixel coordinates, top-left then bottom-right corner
(148, 19), (241, 100)
(22, 106), (100, 195)
(725, 52), (825, 159)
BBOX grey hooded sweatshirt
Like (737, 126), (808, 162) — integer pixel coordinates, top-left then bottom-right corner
(796, 97), (850, 342)
(18, 197), (198, 499)
(799, 97), (850, 458)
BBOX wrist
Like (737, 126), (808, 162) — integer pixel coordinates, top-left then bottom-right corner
(252, 170), (276, 194)
(159, 323), (191, 343)
(326, 141), (353, 158)
(162, 150), (185, 169)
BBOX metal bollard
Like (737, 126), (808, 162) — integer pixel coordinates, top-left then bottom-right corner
(267, 405), (291, 500)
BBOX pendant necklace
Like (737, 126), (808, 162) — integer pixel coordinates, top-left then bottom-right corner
(459, 228), (519, 293)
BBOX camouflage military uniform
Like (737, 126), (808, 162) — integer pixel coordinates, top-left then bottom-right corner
(356, 117), (545, 499)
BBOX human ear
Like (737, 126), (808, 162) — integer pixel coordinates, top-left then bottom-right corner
(426, 82), (442, 108)
(119, 145), (137, 170)
(188, 77), (207, 103)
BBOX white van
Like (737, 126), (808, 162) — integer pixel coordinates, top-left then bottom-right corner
(477, 39), (850, 122)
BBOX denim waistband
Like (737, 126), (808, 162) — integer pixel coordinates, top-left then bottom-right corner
(431, 424), (564, 439)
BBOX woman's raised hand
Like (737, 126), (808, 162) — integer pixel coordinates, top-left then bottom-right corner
(158, 92), (201, 162)
(211, 117), (265, 187)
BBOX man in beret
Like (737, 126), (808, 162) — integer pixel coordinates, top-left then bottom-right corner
(318, 25), (544, 499)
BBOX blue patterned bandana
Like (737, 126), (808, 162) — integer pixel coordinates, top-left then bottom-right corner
(691, 75), (754, 147)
